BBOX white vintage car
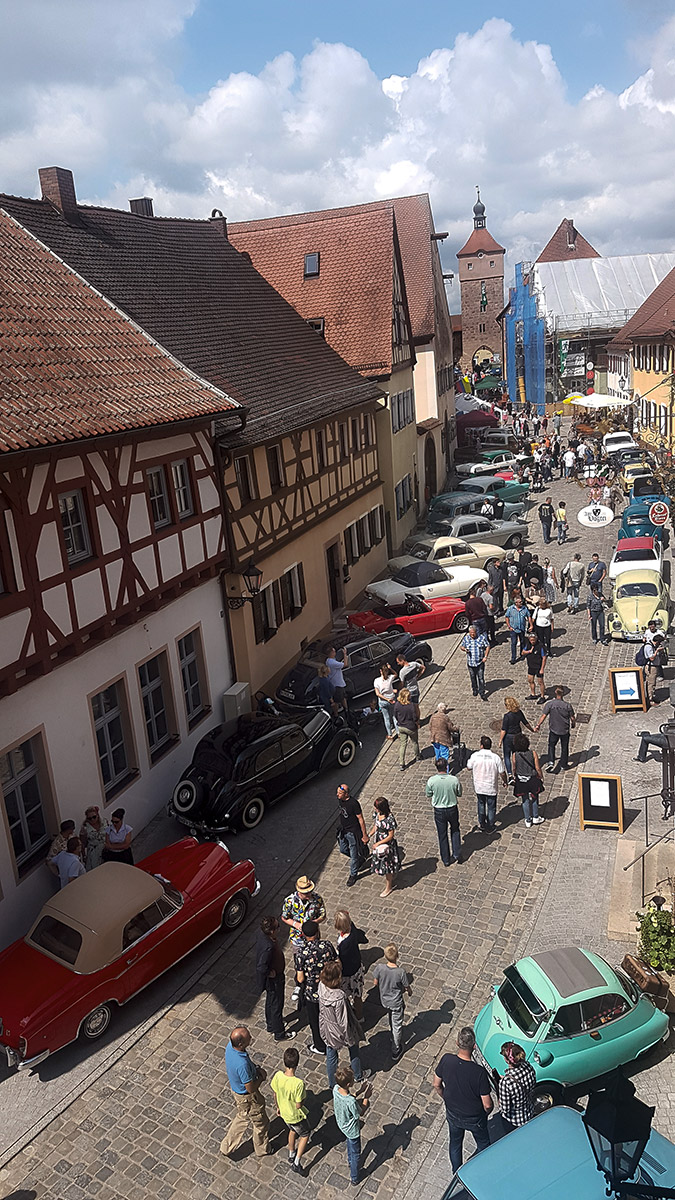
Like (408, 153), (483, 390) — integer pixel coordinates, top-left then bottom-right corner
(608, 536), (663, 581)
(366, 560), (488, 604)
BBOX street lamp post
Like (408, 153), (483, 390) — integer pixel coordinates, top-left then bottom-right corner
(226, 560), (263, 609)
(583, 1072), (675, 1199)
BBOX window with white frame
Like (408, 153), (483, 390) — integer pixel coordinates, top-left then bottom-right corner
(146, 466), (171, 528)
(0, 735), (50, 871)
(395, 474), (413, 520)
(58, 490), (92, 564)
(171, 459), (194, 519)
(178, 629), (208, 724)
(368, 504), (384, 543)
(280, 563), (306, 620)
(138, 653), (175, 759)
(344, 522), (360, 565)
(91, 681), (132, 795)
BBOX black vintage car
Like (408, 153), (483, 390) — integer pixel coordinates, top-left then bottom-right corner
(275, 629), (433, 709)
(169, 709), (360, 832)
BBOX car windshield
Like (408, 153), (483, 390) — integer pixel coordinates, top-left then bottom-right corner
(410, 543), (432, 559)
(614, 549), (656, 562)
(153, 875), (184, 908)
(499, 966), (547, 1036)
(616, 582), (659, 598)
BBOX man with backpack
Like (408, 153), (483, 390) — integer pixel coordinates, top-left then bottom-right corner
(637, 636), (667, 708)
(561, 553), (585, 613)
(538, 497), (555, 544)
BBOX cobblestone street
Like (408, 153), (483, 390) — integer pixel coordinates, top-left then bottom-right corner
(1, 465), (674, 1200)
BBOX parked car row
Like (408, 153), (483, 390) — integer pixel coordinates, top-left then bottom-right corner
(607, 535), (670, 640)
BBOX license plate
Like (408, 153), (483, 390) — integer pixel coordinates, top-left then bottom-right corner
(278, 689), (294, 698)
(625, 633), (642, 641)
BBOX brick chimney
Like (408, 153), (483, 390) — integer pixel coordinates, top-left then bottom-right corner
(38, 167), (77, 214)
(210, 208), (228, 237)
(129, 197), (154, 217)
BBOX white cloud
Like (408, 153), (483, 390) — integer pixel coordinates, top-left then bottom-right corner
(2, 7), (675, 270)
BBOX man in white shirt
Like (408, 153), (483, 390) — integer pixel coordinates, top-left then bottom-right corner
(563, 448), (576, 478)
(52, 836), (87, 888)
(467, 735), (506, 833)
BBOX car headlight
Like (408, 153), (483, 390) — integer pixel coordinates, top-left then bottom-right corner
(654, 618), (664, 628)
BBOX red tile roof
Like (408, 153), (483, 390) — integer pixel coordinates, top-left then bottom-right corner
(456, 228), (505, 258)
(229, 206), (396, 376)
(0, 189), (384, 446)
(608, 265), (675, 348)
(536, 219), (600, 264)
(229, 191), (446, 351)
(0, 210), (239, 453)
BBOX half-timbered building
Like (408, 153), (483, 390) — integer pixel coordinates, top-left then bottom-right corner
(0, 168), (387, 703)
(0, 208), (242, 943)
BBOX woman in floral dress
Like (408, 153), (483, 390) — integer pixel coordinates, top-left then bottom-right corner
(369, 796), (403, 898)
(79, 805), (107, 871)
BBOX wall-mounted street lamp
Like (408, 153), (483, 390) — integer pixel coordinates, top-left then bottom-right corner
(583, 1071), (675, 1198)
(227, 560), (263, 610)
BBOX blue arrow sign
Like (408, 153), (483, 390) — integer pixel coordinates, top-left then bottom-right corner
(619, 687), (637, 696)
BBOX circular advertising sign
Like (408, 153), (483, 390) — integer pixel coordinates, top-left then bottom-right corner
(577, 503), (614, 528)
(649, 501), (669, 526)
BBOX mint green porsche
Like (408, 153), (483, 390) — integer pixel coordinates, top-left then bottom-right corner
(474, 947), (669, 1108)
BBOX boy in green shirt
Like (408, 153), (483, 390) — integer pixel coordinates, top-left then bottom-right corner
(333, 1064), (372, 1185)
(271, 1047), (310, 1176)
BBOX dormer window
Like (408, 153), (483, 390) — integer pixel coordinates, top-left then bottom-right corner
(307, 317), (325, 337)
(304, 252), (320, 278)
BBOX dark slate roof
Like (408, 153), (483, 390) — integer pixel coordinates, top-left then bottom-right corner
(0, 191), (383, 445)
(0, 210), (239, 453)
(536, 219), (600, 264)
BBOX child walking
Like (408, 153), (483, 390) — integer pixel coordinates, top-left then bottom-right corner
(270, 1046), (310, 1177)
(372, 943), (412, 1060)
(333, 1064), (371, 1186)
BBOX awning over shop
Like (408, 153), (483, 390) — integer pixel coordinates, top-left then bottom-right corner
(474, 376), (504, 391)
(456, 410), (500, 428)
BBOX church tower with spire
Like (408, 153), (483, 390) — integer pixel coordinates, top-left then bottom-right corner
(457, 188), (505, 373)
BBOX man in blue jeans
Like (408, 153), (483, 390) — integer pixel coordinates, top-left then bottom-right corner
(426, 758), (463, 865)
(336, 784), (369, 888)
(433, 1026), (493, 1171)
(460, 625), (490, 700)
(504, 594), (528, 665)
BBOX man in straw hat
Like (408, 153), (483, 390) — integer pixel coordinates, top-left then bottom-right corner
(281, 875), (327, 1007)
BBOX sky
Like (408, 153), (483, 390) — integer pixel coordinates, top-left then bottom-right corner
(2, 0), (675, 283)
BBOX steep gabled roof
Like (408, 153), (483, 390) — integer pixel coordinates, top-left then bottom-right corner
(0, 186), (383, 445)
(456, 227), (505, 258)
(0, 209), (239, 453)
(536, 219), (600, 264)
(229, 205), (397, 376)
(608, 266), (675, 350)
(229, 191), (444, 349)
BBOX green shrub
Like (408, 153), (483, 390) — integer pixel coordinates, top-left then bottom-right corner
(636, 904), (675, 973)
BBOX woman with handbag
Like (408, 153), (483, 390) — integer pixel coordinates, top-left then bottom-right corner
(369, 796), (404, 898)
(511, 733), (544, 828)
(318, 960), (369, 1090)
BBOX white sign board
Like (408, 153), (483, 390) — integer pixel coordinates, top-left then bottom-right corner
(577, 503), (614, 528)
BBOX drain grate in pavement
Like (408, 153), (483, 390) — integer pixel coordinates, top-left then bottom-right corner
(575, 712), (591, 723)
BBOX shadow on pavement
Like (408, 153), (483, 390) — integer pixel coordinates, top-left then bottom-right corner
(398, 855), (438, 890)
(363, 1115), (422, 1178)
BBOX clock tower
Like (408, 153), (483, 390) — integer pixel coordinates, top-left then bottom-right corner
(457, 189), (505, 373)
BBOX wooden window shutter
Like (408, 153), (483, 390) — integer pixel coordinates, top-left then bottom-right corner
(297, 563), (307, 607)
(280, 572), (293, 622)
(345, 526), (354, 567)
(368, 508), (377, 543)
(272, 579), (283, 632)
(252, 594), (265, 644)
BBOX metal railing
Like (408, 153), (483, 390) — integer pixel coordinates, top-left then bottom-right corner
(622, 722), (675, 906)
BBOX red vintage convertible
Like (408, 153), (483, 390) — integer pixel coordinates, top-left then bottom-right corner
(348, 594), (468, 637)
(0, 837), (259, 1070)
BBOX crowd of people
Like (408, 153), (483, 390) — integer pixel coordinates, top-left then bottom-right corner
(45, 805), (134, 887)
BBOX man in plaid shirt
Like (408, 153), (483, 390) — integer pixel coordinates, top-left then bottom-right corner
(460, 625), (491, 701)
(498, 1041), (536, 1131)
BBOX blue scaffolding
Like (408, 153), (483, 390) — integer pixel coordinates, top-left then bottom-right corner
(504, 263), (546, 413)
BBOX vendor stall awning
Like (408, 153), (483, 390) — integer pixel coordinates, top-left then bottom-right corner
(474, 376), (504, 391)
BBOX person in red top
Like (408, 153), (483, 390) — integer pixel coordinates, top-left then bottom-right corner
(464, 588), (488, 637)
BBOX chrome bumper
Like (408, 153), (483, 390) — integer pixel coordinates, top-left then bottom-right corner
(4, 1044), (49, 1071)
(252, 880), (262, 897)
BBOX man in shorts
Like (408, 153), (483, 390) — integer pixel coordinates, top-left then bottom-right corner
(271, 1046), (310, 1176)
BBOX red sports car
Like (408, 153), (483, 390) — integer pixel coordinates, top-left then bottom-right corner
(0, 837), (259, 1070)
(348, 594), (468, 636)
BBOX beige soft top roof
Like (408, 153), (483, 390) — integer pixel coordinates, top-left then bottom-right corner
(27, 862), (163, 974)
